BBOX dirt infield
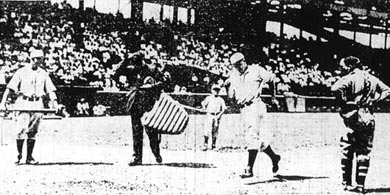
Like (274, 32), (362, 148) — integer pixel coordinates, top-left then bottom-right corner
(1, 113), (390, 194)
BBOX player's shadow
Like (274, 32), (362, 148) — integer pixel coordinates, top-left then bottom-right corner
(366, 187), (390, 193)
(139, 162), (216, 168)
(245, 174), (329, 185)
(30, 162), (114, 166)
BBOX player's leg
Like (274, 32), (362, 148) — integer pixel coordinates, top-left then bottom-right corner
(354, 125), (374, 194)
(263, 145), (281, 173)
(202, 115), (212, 151)
(240, 105), (260, 178)
(129, 115), (144, 166)
(340, 132), (355, 190)
(211, 117), (219, 150)
(258, 101), (281, 174)
(25, 113), (43, 165)
(15, 112), (29, 165)
(146, 128), (162, 163)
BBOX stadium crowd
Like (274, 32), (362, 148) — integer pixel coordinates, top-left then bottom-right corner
(0, 1), (371, 97)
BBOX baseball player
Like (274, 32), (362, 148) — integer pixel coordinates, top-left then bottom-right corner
(114, 53), (170, 166)
(226, 52), (281, 178)
(201, 84), (227, 151)
(0, 49), (60, 165)
(331, 56), (390, 193)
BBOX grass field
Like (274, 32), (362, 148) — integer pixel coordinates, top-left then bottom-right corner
(1, 113), (390, 194)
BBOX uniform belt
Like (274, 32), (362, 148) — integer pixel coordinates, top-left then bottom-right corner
(208, 112), (219, 115)
(22, 95), (40, 101)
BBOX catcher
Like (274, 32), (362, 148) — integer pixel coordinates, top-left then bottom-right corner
(332, 56), (390, 193)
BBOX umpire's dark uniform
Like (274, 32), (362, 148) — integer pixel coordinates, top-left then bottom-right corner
(114, 54), (170, 165)
(331, 56), (390, 193)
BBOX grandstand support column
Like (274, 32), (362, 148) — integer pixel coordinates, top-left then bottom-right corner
(279, 1), (284, 39)
(160, 3), (163, 22)
(385, 24), (388, 49)
(352, 18), (357, 42)
(369, 23), (373, 48)
(173, 2), (178, 24)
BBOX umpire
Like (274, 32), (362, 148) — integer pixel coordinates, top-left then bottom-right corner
(331, 56), (390, 193)
(114, 52), (171, 166)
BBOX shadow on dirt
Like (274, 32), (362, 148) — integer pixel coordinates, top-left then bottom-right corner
(245, 174), (329, 185)
(366, 187), (390, 193)
(27, 162), (114, 166)
(138, 162), (217, 168)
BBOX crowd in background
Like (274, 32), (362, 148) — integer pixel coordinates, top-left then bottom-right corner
(0, 1), (378, 99)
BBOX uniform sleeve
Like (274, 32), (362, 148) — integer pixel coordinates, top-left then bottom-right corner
(7, 69), (22, 92)
(331, 77), (349, 92)
(220, 97), (227, 111)
(44, 72), (57, 93)
(258, 66), (275, 83)
(376, 78), (390, 101)
(202, 96), (209, 108)
(331, 76), (351, 103)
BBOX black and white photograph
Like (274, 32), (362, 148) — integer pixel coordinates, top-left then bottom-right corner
(1, 0), (390, 194)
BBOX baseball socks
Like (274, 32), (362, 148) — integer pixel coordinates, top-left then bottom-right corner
(211, 137), (217, 150)
(15, 139), (24, 165)
(240, 149), (258, 178)
(202, 136), (208, 151)
(263, 146), (281, 173)
(26, 139), (38, 165)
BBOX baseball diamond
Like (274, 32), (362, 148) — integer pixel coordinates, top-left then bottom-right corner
(0, 113), (390, 194)
(2, 0), (390, 194)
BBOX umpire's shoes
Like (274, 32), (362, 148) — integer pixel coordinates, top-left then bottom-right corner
(343, 184), (355, 191)
(239, 167), (254, 179)
(26, 157), (39, 165)
(128, 159), (142, 166)
(15, 154), (22, 165)
(155, 155), (162, 164)
(272, 155), (281, 173)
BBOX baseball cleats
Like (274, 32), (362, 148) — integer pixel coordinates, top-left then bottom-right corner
(343, 184), (366, 194)
(272, 155), (281, 173)
(15, 154), (22, 165)
(25, 157), (39, 165)
(201, 145), (207, 151)
(128, 158), (142, 166)
(355, 186), (366, 194)
(155, 155), (162, 164)
(343, 184), (355, 191)
(239, 167), (254, 179)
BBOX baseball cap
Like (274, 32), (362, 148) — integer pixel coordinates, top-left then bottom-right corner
(230, 52), (245, 65)
(30, 49), (44, 59)
(342, 56), (360, 67)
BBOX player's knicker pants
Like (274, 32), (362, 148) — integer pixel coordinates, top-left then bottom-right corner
(340, 108), (375, 187)
(13, 96), (44, 140)
(240, 100), (271, 151)
(203, 114), (220, 138)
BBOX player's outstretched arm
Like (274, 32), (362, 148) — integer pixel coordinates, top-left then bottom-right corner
(0, 88), (11, 110)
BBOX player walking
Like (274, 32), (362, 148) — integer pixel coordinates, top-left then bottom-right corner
(331, 56), (390, 193)
(0, 49), (60, 165)
(226, 52), (281, 178)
